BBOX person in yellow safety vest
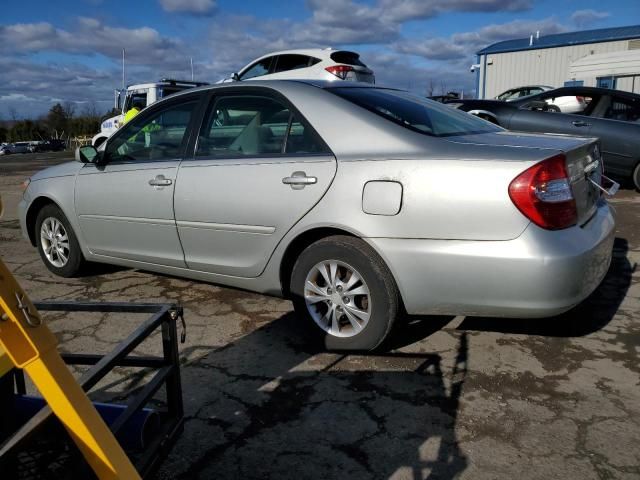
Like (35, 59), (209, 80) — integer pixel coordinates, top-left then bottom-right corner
(123, 98), (145, 124)
(123, 107), (140, 124)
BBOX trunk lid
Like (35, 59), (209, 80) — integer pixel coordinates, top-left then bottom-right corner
(565, 140), (603, 226)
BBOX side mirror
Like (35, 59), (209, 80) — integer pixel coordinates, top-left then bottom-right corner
(232, 72), (240, 81)
(76, 145), (100, 164)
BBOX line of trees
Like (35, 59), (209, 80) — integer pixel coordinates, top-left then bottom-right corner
(0, 103), (118, 144)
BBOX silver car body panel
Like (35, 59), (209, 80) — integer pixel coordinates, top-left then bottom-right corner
(75, 161), (186, 268)
(18, 80), (615, 318)
(174, 155), (337, 276)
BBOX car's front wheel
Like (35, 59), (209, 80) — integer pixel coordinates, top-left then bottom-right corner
(290, 235), (400, 351)
(35, 204), (85, 277)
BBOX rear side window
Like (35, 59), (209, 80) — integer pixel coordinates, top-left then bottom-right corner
(329, 87), (502, 137)
(196, 95), (329, 157)
(273, 55), (313, 73)
(605, 97), (640, 122)
(330, 51), (367, 67)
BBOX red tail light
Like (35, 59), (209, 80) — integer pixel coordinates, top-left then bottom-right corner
(576, 96), (584, 103)
(508, 154), (577, 230)
(325, 65), (354, 80)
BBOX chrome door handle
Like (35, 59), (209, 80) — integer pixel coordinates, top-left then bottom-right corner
(282, 171), (317, 190)
(572, 121), (591, 127)
(148, 175), (173, 187)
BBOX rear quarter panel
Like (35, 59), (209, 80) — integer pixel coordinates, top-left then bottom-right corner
(294, 154), (537, 241)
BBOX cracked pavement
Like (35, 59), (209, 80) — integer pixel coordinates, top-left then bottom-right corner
(1, 152), (639, 479)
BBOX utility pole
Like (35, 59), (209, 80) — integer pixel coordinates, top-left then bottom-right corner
(122, 49), (126, 89)
(190, 57), (194, 81)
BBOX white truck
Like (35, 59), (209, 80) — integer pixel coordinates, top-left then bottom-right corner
(92, 78), (207, 147)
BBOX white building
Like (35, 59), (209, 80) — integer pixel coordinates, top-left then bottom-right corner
(475, 25), (640, 99)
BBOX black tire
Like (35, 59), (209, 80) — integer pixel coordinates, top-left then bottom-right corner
(633, 162), (640, 192)
(545, 104), (561, 113)
(290, 235), (400, 351)
(35, 204), (85, 277)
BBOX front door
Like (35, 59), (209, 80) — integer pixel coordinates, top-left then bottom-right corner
(174, 91), (337, 277)
(75, 97), (199, 267)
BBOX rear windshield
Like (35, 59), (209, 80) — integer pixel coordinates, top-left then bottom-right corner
(330, 51), (367, 67)
(329, 87), (502, 137)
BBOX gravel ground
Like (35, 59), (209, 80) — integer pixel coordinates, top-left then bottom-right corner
(1, 151), (638, 479)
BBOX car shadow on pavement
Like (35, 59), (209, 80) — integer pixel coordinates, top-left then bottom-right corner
(146, 312), (469, 480)
(457, 237), (634, 337)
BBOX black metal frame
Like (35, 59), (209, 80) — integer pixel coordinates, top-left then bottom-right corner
(0, 301), (185, 479)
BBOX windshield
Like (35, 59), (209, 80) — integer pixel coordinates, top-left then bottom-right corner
(329, 87), (501, 137)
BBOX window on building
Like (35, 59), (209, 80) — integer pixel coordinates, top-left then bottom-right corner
(597, 77), (616, 89)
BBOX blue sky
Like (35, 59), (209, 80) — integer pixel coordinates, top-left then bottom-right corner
(1, 0), (638, 117)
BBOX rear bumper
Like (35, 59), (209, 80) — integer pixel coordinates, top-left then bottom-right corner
(367, 200), (615, 318)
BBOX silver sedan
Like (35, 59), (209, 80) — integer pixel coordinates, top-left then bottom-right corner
(18, 81), (615, 351)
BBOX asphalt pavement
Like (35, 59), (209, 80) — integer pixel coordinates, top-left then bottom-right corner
(0, 151), (638, 479)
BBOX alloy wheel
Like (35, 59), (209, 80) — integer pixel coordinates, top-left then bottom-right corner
(40, 217), (70, 268)
(304, 260), (371, 338)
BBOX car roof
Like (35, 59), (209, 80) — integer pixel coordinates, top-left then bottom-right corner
(249, 48), (356, 60)
(527, 86), (640, 100)
(166, 79), (380, 98)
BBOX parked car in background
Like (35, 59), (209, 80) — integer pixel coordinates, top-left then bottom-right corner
(0, 144), (12, 155)
(496, 85), (553, 101)
(19, 80), (614, 351)
(449, 86), (640, 189)
(221, 49), (375, 84)
(495, 85), (586, 113)
(42, 139), (66, 152)
(11, 142), (32, 154)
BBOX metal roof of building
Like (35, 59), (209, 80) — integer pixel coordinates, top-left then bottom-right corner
(477, 25), (640, 55)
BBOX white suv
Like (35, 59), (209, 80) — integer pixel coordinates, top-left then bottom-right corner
(223, 48), (375, 84)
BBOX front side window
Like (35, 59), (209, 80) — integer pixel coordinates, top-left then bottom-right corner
(330, 87), (502, 137)
(124, 91), (148, 112)
(239, 58), (273, 80)
(497, 89), (518, 100)
(106, 101), (196, 162)
(196, 95), (328, 157)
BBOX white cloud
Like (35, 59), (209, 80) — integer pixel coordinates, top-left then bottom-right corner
(394, 17), (568, 61)
(159, 0), (216, 15)
(0, 18), (191, 68)
(570, 9), (610, 28)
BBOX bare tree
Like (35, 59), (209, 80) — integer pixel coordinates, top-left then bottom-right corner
(8, 107), (18, 122)
(440, 80), (448, 96)
(82, 102), (99, 120)
(426, 78), (435, 97)
(62, 101), (76, 120)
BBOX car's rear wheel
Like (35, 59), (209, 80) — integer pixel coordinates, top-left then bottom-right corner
(35, 204), (85, 277)
(290, 235), (400, 351)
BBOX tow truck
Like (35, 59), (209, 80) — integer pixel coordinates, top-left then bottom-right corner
(92, 78), (207, 147)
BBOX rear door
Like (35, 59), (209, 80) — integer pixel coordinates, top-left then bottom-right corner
(508, 93), (594, 136)
(174, 89), (337, 277)
(587, 94), (640, 176)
